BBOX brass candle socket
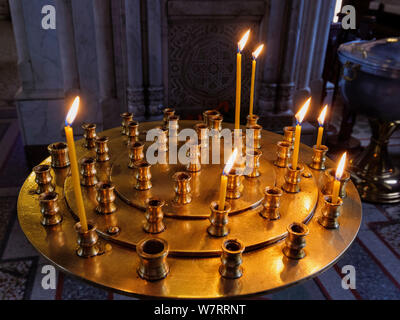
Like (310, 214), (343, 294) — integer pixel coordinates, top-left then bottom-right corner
(126, 121), (139, 145)
(144, 198), (166, 234)
(226, 169), (242, 199)
(33, 164), (54, 194)
(260, 186), (283, 220)
(136, 237), (170, 281)
(203, 109), (220, 128)
(48, 142), (70, 168)
(209, 114), (223, 136)
(120, 112), (133, 135)
(309, 145), (329, 170)
(232, 130), (245, 154)
(194, 123), (209, 148)
(75, 221), (100, 258)
(207, 201), (231, 237)
(80, 157), (98, 186)
(173, 171), (192, 204)
(95, 136), (110, 162)
(282, 164), (304, 193)
(96, 182), (117, 215)
(245, 149), (262, 178)
(82, 123), (97, 148)
(186, 143), (201, 172)
(274, 141), (292, 168)
(39, 192), (63, 226)
(154, 126), (168, 152)
(128, 141), (145, 168)
(246, 124), (262, 150)
(282, 222), (309, 259)
(322, 168), (350, 199)
(134, 160), (152, 190)
(163, 108), (175, 126)
(167, 115), (179, 137)
(246, 114), (259, 128)
(318, 195), (343, 229)
(219, 238), (245, 279)
(283, 126), (295, 151)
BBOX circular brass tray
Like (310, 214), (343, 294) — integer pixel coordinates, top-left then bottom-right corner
(17, 120), (362, 298)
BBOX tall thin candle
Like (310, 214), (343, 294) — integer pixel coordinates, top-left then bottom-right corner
(332, 152), (347, 204)
(292, 98), (311, 169)
(249, 44), (264, 116)
(316, 105), (328, 149)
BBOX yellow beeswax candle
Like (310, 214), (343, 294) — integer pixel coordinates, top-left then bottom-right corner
(65, 97), (88, 231)
(218, 148), (238, 210)
(316, 105), (328, 149)
(332, 152), (347, 204)
(249, 44), (263, 116)
(292, 98), (311, 169)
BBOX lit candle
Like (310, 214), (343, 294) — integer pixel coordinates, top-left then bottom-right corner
(235, 29), (250, 129)
(292, 98), (311, 169)
(219, 149), (238, 210)
(332, 152), (347, 204)
(249, 44), (264, 116)
(316, 105), (328, 149)
(64, 96), (88, 232)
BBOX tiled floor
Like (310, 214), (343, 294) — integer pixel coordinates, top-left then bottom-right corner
(0, 19), (399, 300)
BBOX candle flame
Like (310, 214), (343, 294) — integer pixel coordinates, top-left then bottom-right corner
(238, 29), (250, 52)
(252, 44), (264, 59)
(335, 152), (347, 180)
(318, 105), (328, 126)
(223, 148), (238, 175)
(65, 96), (80, 126)
(295, 97), (311, 124)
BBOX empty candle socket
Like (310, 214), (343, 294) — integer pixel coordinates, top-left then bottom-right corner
(120, 112), (133, 135)
(75, 221), (100, 258)
(207, 201), (231, 237)
(283, 126), (295, 151)
(246, 114), (259, 128)
(209, 114), (223, 135)
(322, 168), (350, 199)
(194, 123), (209, 148)
(282, 164), (304, 193)
(155, 126), (168, 152)
(80, 157), (98, 186)
(203, 109), (220, 128)
(128, 141), (145, 168)
(226, 169), (242, 199)
(173, 171), (192, 204)
(163, 108), (175, 126)
(144, 198), (166, 234)
(246, 124), (262, 150)
(82, 123), (97, 148)
(167, 115), (179, 137)
(309, 145), (329, 170)
(186, 143), (201, 172)
(260, 186), (283, 220)
(245, 149), (262, 178)
(95, 136), (110, 162)
(136, 237), (170, 281)
(96, 182), (117, 215)
(274, 141), (292, 168)
(318, 195), (343, 229)
(48, 142), (70, 168)
(134, 160), (152, 190)
(33, 164), (54, 194)
(282, 222), (309, 259)
(219, 238), (245, 279)
(39, 192), (63, 226)
(126, 121), (140, 145)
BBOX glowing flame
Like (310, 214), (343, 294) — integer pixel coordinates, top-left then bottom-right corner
(295, 97), (311, 124)
(223, 148), (238, 175)
(65, 96), (80, 126)
(335, 152), (347, 180)
(238, 29), (250, 52)
(252, 44), (264, 59)
(318, 105), (328, 126)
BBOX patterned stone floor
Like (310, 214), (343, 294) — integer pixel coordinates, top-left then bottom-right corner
(0, 19), (399, 300)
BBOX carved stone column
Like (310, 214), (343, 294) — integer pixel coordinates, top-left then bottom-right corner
(125, 0), (145, 117)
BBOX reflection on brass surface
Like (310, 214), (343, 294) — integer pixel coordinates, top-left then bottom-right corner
(246, 114), (259, 128)
(137, 237), (169, 281)
(318, 195), (343, 229)
(245, 150), (262, 178)
(75, 222), (100, 258)
(80, 157), (98, 187)
(309, 145), (328, 171)
(96, 182), (117, 215)
(173, 172), (192, 204)
(283, 126), (295, 151)
(95, 136), (110, 162)
(203, 109), (220, 128)
(39, 192), (63, 226)
(274, 141), (292, 168)
(33, 164), (54, 194)
(282, 222), (309, 259)
(260, 186), (282, 220)
(207, 201), (231, 237)
(120, 112), (133, 135)
(134, 160), (152, 190)
(82, 123), (97, 149)
(282, 164), (304, 193)
(48, 142), (70, 168)
(144, 198), (166, 234)
(322, 168), (350, 198)
(219, 239), (244, 279)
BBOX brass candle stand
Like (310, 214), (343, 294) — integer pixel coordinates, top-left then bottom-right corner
(128, 141), (145, 168)
(274, 141), (292, 168)
(226, 169), (243, 199)
(209, 114), (223, 135)
(207, 201), (231, 237)
(163, 108), (175, 126)
(203, 109), (220, 128)
(318, 195), (343, 229)
(283, 126), (295, 151)
(282, 164), (304, 193)
(80, 157), (98, 186)
(75, 221), (101, 258)
(144, 198), (166, 234)
(245, 149), (262, 178)
(173, 172), (192, 204)
(95, 136), (110, 162)
(246, 124), (262, 150)
(48, 142), (70, 168)
(82, 123), (97, 148)
(246, 114), (259, 128)
(167, 115), (179, 137)
(134, 160), (152, 190)
(260, 186), (283, 220)
(120, 112), (133, 135)
(95, 182), (117, 215)
(186, 143), (201, 173)
(322, 168), (350, 198)
(39, 192), (63, 226)
(126, 121), (139, 145)
(194, 123), (209, 148)
(282, 222), (309, 259)
(309, 145), (328, 170)
(33, 164), (54, 194)
(219, 239), (245, 279)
